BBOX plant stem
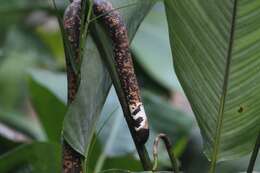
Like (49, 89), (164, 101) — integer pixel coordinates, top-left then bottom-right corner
(153, 134), (179, 173)
(94, 152), (107, 173)
(82, 158), (87, 173)
(247, 132), (260, 173)
(135, 143), (152, 170)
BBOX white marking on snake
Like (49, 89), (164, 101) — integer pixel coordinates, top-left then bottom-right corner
(129, 103), (148, 131)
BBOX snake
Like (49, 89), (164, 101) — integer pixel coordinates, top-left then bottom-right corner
(64, 0), (149, 144)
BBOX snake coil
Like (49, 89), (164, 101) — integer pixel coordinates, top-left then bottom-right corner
(93, 0), (149, 144)
(64, 0), (149, 144)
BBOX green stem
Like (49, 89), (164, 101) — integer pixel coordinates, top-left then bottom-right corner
(152, 134), (179, 173)
(94, 152), (107, 173)
(135, 142), (152, 171)
(82, 158), (87, 173)
(247, 132), (260, 173)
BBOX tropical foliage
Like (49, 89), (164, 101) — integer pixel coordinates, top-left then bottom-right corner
(0, 0), (259, 173)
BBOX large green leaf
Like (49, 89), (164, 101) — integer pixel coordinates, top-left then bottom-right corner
(131, 3), (182, 91)
(97, 88), (135, 157)
(93, 88), (139, 172)
(29, 69), (67, 142)
(63, 0), (155, 156)
(216, 154), (260, 173)
(143, 90), (193, 142)
(63, 36), (111, 156)
(165, 0), (260, 167)
(0, 28), (54, 111)
(0, 142), (61, 173)
(29, 69), (67, 104)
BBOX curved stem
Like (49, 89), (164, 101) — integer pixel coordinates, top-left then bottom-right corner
(153, 133), (179, 173)
(247, 132), (260, 173)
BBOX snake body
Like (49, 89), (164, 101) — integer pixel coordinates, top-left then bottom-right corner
(93, 0), (149, 143)
(63, 0), (82, 102)
(64, 0), (81, 56)
(64, 0), (149, 144)
(63, 1), (83, 173)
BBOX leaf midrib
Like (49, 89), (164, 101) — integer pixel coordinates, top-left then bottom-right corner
(210, 0), (238, 172)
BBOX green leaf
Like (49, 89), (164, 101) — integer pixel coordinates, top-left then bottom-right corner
(29, 69), (67, 142)
(134, 58), (170, 96)
(143, 90), (193, 141)
(0, 142), (61, 173)
(0, 28), (54, 111)
(63, 0), (155, 157)
(63, 36), (111, 156)
(93, 88), (136, 172)
(0, 54), (36, 110)
(29, 69), (67, 104)
(97, 88), (135, 157)
(165, 0), (260, 167)
(131, 3), (182, 91)
(36, 29), (66, 67)
(0, 110), (45, 140)
(216, 154), (260, 173)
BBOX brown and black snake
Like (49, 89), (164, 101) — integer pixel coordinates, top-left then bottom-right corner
(64, 0), (149, 144)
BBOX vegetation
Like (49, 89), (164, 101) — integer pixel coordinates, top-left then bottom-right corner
(0, 0), (259, 173)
